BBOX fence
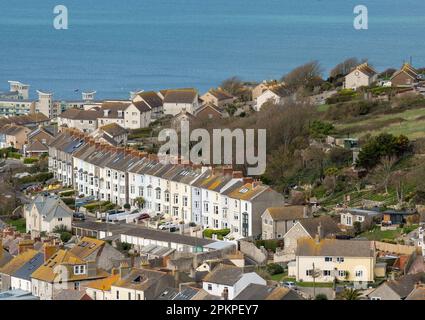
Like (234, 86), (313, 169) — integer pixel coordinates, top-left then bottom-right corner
(374, 241), (418, 255)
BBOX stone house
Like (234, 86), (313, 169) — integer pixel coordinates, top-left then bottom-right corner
(261, 205), (311, 240)
(343, 63), (378, 90)
(282, 215), (341, 255)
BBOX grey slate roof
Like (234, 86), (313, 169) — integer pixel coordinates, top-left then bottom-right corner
(203, 265), (244, 286)
(29, 195), (73, 222)
(298, 216), (341, 238)
(386, 273), (425, 298)
(12, 252), (44, 281)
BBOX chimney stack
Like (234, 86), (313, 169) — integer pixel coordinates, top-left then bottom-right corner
(18, 240), (34, 255)
(43, 244), (59, 262)
(232, 171), (243, 179)
(119, 261), (131, 279)
(243, 177), (253, 184)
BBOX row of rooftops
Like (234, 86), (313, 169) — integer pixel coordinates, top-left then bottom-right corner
(50, 129), (269, 201)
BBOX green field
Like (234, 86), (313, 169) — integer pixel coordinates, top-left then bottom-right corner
(7, 218), (26, 233)
(335, 107), (425, 139)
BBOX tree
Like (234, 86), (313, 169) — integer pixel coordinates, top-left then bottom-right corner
(134, 197), (145, 209)
(372, 156), (398, 194)
(309, 120), (335, 138)
(329, 57), (364, 79)
(220, 76), (249, 99)
(353, 221), (362, 235)
(282, 61), (323, 93)
(340, 288), (361, 300)
(315, 294), (328, 300)
(356, 133), (410, 169)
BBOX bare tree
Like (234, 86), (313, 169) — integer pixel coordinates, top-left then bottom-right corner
(282, 61), (323, 93)
(372, 156), (398, 194)
(220, 76), (249, 99)
(329, 57), (366, 79)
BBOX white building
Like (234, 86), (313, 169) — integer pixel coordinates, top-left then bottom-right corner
(254, 86), (289, 111)
(161, 88), (199, 116)
(344, 63), (378, 91)
(202, 264), (266, 300)
(24, 195), (73, 237)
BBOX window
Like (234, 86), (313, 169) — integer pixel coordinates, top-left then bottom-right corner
(173, 207), (179, 216)
(116, 291), (119, 299)
(74, 282), (80, 290)
(214, 206), (218, 215)
(204, 203), (209, 212)
(156, 189), (161, 200)
(325, 257), (332, 262)
(173, 194), (179, 204)
(165, 192), (170, 202)
(306, 270), (313, 276)
(336, 257), (344, 263)
(338, 270), (346, 277)
(207, 284), (212, 291)
(58, 218), (62, 222)
(128, 292), (131, 300)
(355, 270), (363, 277)
(73, 265), (85, 275)
(323, 270), (332, 276)
(156, 203), (161, 212)
(183, 196), (188, 207)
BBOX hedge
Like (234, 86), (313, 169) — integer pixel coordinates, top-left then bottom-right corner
(83, 201), (116, 213)
(59, 190), (76, 197)
(18, 172), (53, 184)
(23, 157), (39, 164)
(203, 228), (230, 240)
(8, 152), (22, 159)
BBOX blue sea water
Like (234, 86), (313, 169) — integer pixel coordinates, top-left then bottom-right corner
(0, 0), (425, 99)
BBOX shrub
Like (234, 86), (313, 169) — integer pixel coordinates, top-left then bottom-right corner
(60, 232), (72, 243)
(59, 190), (75, 197)
(8, 152), (22, 159)
(123, 203), (131, 209)
(203, 228), (230, 240)
(266, 263), (284, 275)
(23, 157), (38, 164)
(18, 172), (53, 184)
(315, 294), (328, 300)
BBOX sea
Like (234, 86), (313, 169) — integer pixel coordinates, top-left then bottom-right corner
(1, 0), (425, 100)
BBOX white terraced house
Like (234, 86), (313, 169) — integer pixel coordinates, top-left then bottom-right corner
(48, 130), (285, 238)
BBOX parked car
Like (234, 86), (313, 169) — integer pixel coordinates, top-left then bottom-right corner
(137, 213), (150, 221)
(73, 212), (85, 221)
(159, 222), (178, 231)
(282, 281), (297, 290)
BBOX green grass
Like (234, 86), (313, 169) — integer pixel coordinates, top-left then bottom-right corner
(271, 273), (285, 281)
(335, 107), (425, 139)
(7, 218), (26, 233)
(358, 226), (401, 241)
(317, 104), (331, 112)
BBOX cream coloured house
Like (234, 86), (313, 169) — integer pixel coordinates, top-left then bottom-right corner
(161, 88), (199, 116)
(254, 86), (289, 111)
(25, 195), (73, 237)
(124, 101), (151, 129)
(344, 63), (378, 90)
(289, 238), (376, 283)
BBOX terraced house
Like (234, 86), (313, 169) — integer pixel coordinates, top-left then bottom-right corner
(48, 130), (285, 239)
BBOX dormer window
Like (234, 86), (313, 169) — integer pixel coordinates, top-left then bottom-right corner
(74, 265), (86, 275)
